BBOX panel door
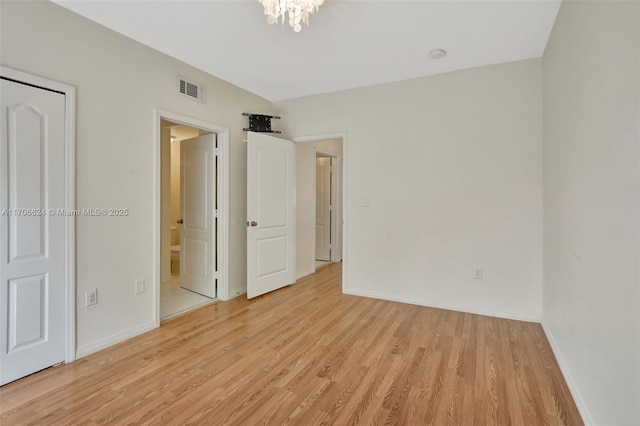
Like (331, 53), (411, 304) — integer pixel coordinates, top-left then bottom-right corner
(179, 134), (216, 298)
(247, 132), (295, 299)
(0, 78), (66, 385)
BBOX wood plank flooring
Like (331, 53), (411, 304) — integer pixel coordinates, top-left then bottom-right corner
(0, 263), (583, 425)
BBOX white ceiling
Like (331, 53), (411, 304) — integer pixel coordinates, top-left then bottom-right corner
(53, 0), (561, 102)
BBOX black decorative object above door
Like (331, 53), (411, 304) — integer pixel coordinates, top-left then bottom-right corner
(243, 112), (282, 134)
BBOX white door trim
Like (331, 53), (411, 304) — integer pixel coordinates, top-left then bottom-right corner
(0, 66), (77, 363)
(153, 109), (230, 328)
(293, 132), (347, 294)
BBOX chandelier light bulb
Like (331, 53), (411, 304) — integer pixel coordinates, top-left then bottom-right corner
(259, 0), (324, 32)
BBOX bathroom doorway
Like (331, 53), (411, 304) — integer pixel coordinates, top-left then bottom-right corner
(159, 119), (216, 320)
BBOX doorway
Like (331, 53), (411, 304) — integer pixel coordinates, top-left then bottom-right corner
(160, 121), (216, 320)
(315, 153), (335, 269)
(293, 135), (345, 284)
(154, 110), (230, 327)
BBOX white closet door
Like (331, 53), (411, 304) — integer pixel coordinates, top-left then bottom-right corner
(0, 78), (66, 385)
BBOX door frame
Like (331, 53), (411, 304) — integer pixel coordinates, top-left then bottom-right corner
(0, 66), (77, 363)
(153, 109), (230, 328)
(293, 132), (347, 293)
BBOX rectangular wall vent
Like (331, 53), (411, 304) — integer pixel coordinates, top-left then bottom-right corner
(178, 76), (205, 103)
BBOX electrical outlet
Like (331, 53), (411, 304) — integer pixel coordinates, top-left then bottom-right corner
(85, 289), (98, 306)
(474, 268), (483, 280)
(135, 279), (145, 294)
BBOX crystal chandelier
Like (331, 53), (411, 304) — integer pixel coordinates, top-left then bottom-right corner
(259, 0), (325, 33)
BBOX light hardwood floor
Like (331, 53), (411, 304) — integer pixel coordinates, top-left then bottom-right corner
(0, 263), (582, 425)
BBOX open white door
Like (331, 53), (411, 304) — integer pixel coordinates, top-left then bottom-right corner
(0, 78), (66, 385)
(315, 157), (331, 261)
(247, 132), (295, 299)
(179, 134), (216, 298)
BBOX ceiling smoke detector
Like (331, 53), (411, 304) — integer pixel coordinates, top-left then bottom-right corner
(429, 49), (447, 59)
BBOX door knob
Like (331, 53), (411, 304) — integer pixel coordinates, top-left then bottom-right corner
(177, 219), (184, 224)
(251, 221), (258, 227)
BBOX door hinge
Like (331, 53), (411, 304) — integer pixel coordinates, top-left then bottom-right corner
(215, 210), (219, 218)
(214, 148), (220, 156)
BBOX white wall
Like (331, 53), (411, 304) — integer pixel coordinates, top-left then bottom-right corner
(295, 139), (343, 278)
(276, 59), (543, 321)
(0, 1), (274, 355)
(542, 1), (640, 424)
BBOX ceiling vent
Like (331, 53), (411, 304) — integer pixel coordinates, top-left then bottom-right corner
(178, 76), (205, 103)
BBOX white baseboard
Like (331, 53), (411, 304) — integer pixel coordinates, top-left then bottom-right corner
(343, 288), (540, 323)
(541, 321), (593, 425)
(229, 287), (246, 299)
(296, 269), (315, 280)
(76, 320), (155, 359)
